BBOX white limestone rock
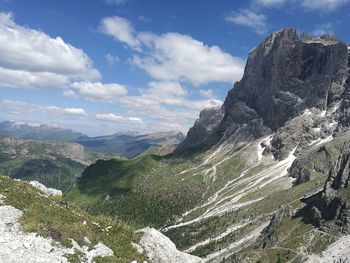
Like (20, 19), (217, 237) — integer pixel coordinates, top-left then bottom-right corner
(305, 235), (350, 262)
(0, 199), (114, 263)
(29, 181), (62, 196)
(138, 227), (202, 263)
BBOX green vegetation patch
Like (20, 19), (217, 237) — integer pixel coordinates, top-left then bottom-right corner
(66, 152), (208, 228)
(0, 176), (145, 263)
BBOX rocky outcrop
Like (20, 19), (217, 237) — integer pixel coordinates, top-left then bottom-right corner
(179, 29), (350, 157)
(261, 205), (294, 248)
(138, 227), (202, 263)
(0, 186), (114, 263)
(290, 132), (350, 185)
(291, 133), (350, 233)
(177, 106), (224, 151)
(29, 181), (62, 196)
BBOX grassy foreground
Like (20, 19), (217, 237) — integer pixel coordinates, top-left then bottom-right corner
(0, 176), (145, 263)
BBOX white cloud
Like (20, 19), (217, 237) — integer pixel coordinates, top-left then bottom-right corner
(105, 0), (128, 5)
(0, 12), (100, 89)
(253, 0), (349, 10)
(0, 99), (89, 117)
(100, 16), (245, 85)
(120, 83), (222, 132)
(301, 0), (349, 10)
(140, 81), (188, 105)
(131, 33), (245, 85)
(46, 106), (88, 116)
(95, 113), (143, 124)
(254, 0), (288, 6)
(68, 81), (128, 102)
(105, 53), (119, 65)
(100, 16), (141, 50)
(62, 89), (80, 99)
(200, 89), (215, 98)
(225, 9), (267, 35)
(312, 23), (334, 35)
(63, 108), (88, 116)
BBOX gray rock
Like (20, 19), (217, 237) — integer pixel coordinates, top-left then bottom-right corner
(178, 28), (349, 154)
(138, 227), (202, 263)
(261, 205), (294, 248)
(177, 106), (224, 151)
(29, 181), (62, 197)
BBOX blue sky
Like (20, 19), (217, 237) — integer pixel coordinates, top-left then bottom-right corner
(0, 0), (349, 136)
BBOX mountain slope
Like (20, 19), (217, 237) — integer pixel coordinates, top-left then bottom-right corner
(0, 176), (145, 262)
(0, 135), (108, 192)
(76, 130), (185, 157)
(0, 176), (203, 263)
(66, 29), (350, 262)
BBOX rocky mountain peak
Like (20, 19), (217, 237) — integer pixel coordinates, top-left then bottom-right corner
(179, 28), (350, 153)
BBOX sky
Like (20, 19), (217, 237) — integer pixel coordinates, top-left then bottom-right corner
(0, 0), (349, 136)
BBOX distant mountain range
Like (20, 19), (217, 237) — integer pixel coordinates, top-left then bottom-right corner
(0, 121), (88, 141)
(76, 130), (185, 157)
(0, 120), (186, 157)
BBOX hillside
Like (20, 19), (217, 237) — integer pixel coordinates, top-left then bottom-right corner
(0, 135), (111, 192)
(0, 175), (204, 263)
(75, 130), (185, 157)
(66, 29), (350, 262)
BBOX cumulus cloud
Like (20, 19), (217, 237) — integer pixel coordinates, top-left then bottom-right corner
(67, 81), (128, 102)
(131, 33), (245, 85)
(301, 0), (349, 10)
(0, 12), (100, 89)
(225, 9), (267, 35)
(105, 53), (119, 65)
(95, 113), (143, 124)
(100, 16), (141, 50)
(0, 99), (89, 117)
(100, 16), (245, 85)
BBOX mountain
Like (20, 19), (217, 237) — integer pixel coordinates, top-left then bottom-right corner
(0, 120), (88, 141)
(66, 28), (350, 262)
(0, 121), (185, 157)
(0, 135), (110, 192)
(75, 130), (186, 157)
(179, 29), (348, 154)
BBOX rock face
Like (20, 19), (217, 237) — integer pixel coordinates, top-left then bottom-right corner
(290, 132), (350, 233)
(177, 106), (224, 151)
(261, 205), (294, 248)
(179, 29), (350, 156)
(138, 227), (202, 263)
